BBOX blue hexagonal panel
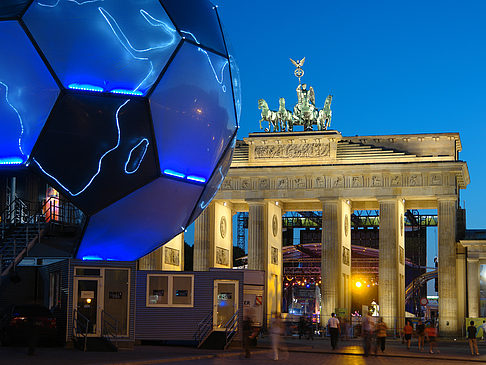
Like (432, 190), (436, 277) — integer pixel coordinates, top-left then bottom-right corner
(187, 135), (235, 227)
(23, 0), (180, 95)
(31, 93), (159, 215)
(0, 0), (31, 19)
(77, 176), (203, 261)
(0, 21), (59, 165)
(150, 41), (237, 184)
(161, 0), (227, 56)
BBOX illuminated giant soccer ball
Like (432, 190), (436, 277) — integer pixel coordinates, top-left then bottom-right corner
(0, 0), (240, 260)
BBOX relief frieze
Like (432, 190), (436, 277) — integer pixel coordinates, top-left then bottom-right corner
(351, 176), (363, 188)
(259, 178), (270, 190)
(391, 174), (402, 186)
(222, 178), (232, 190)
(332, 176), (344, 188)
(430, 173), (442, 186)
(314, 176), (325, 188)
(241, 179), (251, 190)
(254, 142), (330, 159)
(277, 178), (288, 189)
(370, 175), (382, 187)
(408, 174), (422, 186)
(293, 177), (307, 189)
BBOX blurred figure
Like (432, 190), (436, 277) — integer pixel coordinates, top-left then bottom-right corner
(361, 312), (374, 357)
(467, 320), (480, 356)
(416, 319), (425, 352)
(242, 315), (253, 358)
(327, 313), (340, 350)
(403, 320), (413, 350)
(298, 316), (306, 340)
(306, 316), (314, 340)
(270, 313), (284, 361)
(374, 317), (387, 354)
(481, 320), (486, 340)
(425, 321), (439, 354)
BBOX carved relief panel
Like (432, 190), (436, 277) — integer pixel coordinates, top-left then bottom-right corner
(216, 247), (230, 266)
(164, 247), (180, 266)
(271, 247), (279, 265)
(343, 247), (350, 266)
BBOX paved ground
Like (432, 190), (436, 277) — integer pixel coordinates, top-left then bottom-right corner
(1, 336), (486, 365)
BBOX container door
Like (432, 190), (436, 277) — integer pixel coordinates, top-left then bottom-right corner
(103, 269), (129, 336)
(213, 280), (238, 331)
(74, 277), (102, 336)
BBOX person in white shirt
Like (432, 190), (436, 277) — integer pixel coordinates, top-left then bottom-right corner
(327, 313), (340, 349)
(481, 320), (486, 340)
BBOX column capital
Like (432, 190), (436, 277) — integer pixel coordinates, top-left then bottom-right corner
(319, 197), (351, 205)
(376, 196), (404, 204)
(437, 195), (458, 203)
(245, 199), (265, 207)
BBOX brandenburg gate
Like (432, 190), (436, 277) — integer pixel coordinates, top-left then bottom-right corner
(193, 61), (470, 335)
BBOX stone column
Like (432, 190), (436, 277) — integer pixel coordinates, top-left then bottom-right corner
(321, 199), (351, 321)
(438, 197), (457, 335)
(193, 204), (213, 271)
(247, 201), (266, 271)
(467, 258), (480, 318)
(378, 198), (405, 331)
(247, 200), (282, 326)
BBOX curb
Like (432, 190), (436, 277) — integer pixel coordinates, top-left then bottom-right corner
(270, 346), (486, 363)
(108, 350), (271, 365)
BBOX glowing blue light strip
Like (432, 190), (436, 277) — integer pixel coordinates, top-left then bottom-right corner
(163, 169), (185, 179)
(38, 0), (104, 8)
(0, 157), (24, 165)
(68, 83), (104, 93)
(124, 138), (149, 174)
(163, 169), (206, 184)
(33, 100), (130, 196)
(0, 81), (25, 157)
(110, 89), (143, 96)
(187, 175), (206, 183)
(82, 255), (103, 260)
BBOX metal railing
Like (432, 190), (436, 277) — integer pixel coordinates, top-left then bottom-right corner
(224, 310), (240, 349)
(0, 202), (45, 277)
(73, 309), (90, 352)
(194, 311), (213, 347)
(101, 310), (119, 349)
(0, 197), (84, 276)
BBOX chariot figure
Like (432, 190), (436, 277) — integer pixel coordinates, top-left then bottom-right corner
(293, 83), (318, 130)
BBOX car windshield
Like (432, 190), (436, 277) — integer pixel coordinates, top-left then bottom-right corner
(12, 305), (51, 317)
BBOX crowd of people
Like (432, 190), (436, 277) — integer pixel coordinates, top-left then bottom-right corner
(242, 312), (483, 359)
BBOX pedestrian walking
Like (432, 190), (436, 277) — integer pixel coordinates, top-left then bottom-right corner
(242, 315), (255, 358)
(270, 313), (284, 361)
(416, 319), (425, 352)
(374, 317), (387, 354)
(306, 317), (314, 340)
(298, 316), (306, 340)
(467, 320), (480, 356)
(425, 322), (439, 354)
(327, 313), (340, 350)
(403, 320), (413, 350)
(361, 312), (374, 357)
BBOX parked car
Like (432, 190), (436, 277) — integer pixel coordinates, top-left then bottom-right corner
(0, 304), (57, 346)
